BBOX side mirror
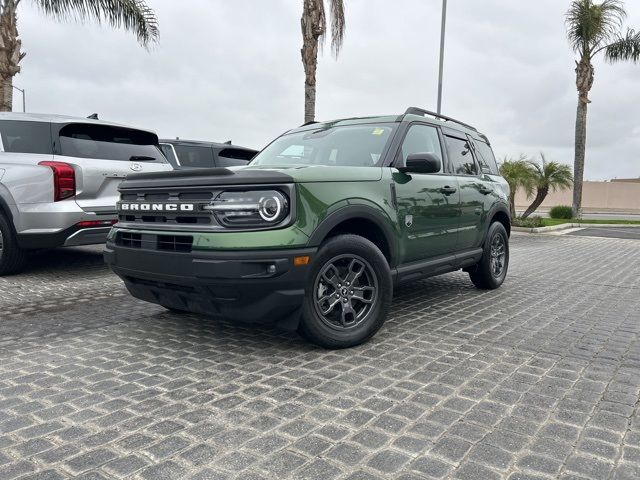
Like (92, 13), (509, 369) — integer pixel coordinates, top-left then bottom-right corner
(398, 153), (441, 174)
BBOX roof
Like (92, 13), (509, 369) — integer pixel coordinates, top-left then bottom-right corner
(161, 138), (258, 152)
(0, 112), (155, 133)
(289, 108), (486, 140)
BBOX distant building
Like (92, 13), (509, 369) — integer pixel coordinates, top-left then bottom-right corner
(611, 178), (640, 183)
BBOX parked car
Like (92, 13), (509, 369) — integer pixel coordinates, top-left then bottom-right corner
(159, 139), (257, 169)
(105, 107), (511, 348)
(0, 113), (172, 275)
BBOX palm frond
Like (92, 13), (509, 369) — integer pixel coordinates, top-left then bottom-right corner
(566, 0), (626, 55)
(604, 28), (640, 63)
(328, 0), (345, 57)
(33, 0), (159, 46)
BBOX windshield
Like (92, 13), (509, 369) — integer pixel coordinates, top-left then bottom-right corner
(251, 124), (396, 167)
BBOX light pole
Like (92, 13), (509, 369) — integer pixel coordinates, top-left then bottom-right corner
(12, 85), (25, 112)
(436, 0), (447, 114)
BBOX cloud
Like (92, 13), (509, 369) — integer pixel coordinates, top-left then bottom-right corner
(14, 0), (640, 180)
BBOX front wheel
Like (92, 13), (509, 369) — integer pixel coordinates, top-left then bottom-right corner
(299, 234), (392, 349)
(469, 222), (509, 290)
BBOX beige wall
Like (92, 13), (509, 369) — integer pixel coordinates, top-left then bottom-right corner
(515, 181), (640, 213)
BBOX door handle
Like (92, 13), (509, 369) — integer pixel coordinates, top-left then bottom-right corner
(440, 186), (457, 195)
(478, 186), (493, 195)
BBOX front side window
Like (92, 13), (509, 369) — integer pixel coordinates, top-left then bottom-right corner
(251, 124), (396, 167)
(399, 124), (443, 172)
(59, 124), (165, 162)
(173, 145), (214, 168)
(446, 136), (478, 176)
(0, 120), (53, 154)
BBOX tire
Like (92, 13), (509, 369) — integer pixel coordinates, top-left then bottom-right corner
(299, 234), (392, 349)
(0, 212), (27, 276)
(469, 221), (509, 290)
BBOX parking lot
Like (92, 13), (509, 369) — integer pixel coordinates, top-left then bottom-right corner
(1, 233), (639, 480)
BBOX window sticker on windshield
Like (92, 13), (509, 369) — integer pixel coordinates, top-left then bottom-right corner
(372, 128), (385, 136)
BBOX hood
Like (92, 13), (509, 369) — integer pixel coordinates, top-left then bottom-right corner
(233, 165), (383, 183)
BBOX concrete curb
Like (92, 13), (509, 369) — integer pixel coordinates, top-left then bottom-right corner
(513, 223), (640, 234)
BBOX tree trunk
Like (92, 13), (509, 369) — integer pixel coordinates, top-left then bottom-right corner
(572, 58), (593, 218)
(301, 0), (324, 124)
(521, 186), (548, 219)
(573, 100), (588, 218)
(1, 74), (12, 111)
(508, 189), (516, 219)
(0, 0), (24, 112)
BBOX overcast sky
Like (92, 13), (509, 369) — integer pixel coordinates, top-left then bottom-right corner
(15, 0), (640, 180)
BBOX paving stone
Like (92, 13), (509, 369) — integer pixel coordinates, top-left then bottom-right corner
(1, 237), (639, 479)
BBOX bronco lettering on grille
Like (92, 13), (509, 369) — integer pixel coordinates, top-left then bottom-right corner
(118, 203), (195, 212)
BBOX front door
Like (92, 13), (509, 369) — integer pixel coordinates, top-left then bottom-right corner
(392, 124), (460, 264)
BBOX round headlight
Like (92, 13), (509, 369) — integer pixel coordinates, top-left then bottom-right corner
(259, 195), (283, 221)
(210, 190), (289, 228)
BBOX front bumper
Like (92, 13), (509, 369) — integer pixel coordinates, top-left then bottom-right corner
(104, 241), (316, 326)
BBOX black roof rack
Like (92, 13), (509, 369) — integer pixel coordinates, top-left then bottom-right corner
(403, 107), (477, 132)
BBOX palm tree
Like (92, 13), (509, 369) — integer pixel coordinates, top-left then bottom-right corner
(0, 0), (158, 112)
(301, 0), (345, 123)
(566, 0), (640, 217)
(499, 156), (535, 219)
(521, 154), (573, 219)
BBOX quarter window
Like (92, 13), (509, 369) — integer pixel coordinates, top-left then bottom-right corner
(173, 145), (214, 168)
(474, 139), (499, 175)
(399, 124), (443, 172)
(446, 136), (478, 176)
(0, 120), (53, 154)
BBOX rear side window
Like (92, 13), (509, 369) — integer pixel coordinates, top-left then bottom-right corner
(445, 136), (478, 176)
(173, 145), (214, 168)
(216, 148), (255, 167)
(159, 143), (178, 164)
(58, 124), (165, 162)
(0, 120), (53, 154)
(474, 139), (499, 175)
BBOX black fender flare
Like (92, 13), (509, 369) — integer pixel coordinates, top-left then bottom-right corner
(485, 202), (511, 239)
(307, 205), (400, 268)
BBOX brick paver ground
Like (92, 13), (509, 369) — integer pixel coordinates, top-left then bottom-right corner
(0, 233), (639, 479)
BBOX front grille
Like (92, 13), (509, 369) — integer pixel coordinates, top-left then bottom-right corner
(116, 231), (193, 252)
(118, 189), (214, 226)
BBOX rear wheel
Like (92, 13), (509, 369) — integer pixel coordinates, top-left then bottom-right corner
(0, 212), (27, 276)
(299, 234), (392, 349)
(469, 221), (509, 289)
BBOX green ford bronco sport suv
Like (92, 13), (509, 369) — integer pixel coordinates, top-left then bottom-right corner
(105, 107), (511, 348)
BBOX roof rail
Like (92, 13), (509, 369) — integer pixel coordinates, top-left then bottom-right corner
(403, 107), (477, 132)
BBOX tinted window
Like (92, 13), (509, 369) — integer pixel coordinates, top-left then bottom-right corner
(59, 124), (165, 162)
(446, 136), (478, 176)
(474, 139), (499, 175)
(251, 124), (396, 167)
(174, 145), (214, 168)
(159, 143), (178, 164)
(0, 120), (53, 154)
(216, 148), (255, 167)
(400, 124), (443, 171)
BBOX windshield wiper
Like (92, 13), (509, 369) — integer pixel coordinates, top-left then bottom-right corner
(129, 155), (156, 161)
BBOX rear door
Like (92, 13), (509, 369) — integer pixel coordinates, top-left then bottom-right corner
(444, 133), (488, 250)
(54, 123), (172, 213)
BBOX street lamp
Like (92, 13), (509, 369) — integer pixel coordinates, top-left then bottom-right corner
(436, 0), (447, 114)
(12, 85), (25, 112)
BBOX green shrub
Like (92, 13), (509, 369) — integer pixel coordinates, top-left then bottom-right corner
(549, 205), (573, 219)
(513, 216), (545, 228)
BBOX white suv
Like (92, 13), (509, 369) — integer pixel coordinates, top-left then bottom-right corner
(0, 113), (173, 274)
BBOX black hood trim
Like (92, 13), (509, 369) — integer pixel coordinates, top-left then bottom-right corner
(120, 168), (294, 190)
